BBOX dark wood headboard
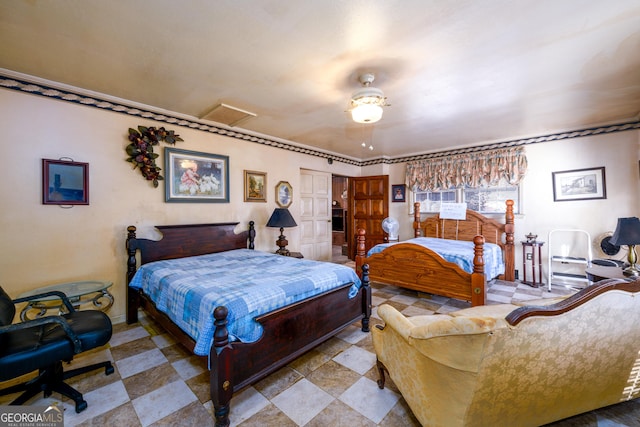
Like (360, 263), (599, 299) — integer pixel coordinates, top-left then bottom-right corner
(126, 222), (255, 283)
(125, 221), (255, 325)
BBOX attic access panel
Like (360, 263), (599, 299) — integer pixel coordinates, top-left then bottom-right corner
(200, 103), (256, 127)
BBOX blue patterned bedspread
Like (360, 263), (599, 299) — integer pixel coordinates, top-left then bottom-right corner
(129, 249), (361, 356)
(367, 237), (505, 279)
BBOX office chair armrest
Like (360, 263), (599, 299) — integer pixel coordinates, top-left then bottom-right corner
(0, 316), (82, 353)
(13, 290), (76, 313)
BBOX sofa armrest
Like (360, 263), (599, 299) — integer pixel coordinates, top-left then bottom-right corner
(377, 304), (415, 341)
(376, 304), (505, 372)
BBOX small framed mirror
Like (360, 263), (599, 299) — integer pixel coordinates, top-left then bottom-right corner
(42, 159), (89, 205)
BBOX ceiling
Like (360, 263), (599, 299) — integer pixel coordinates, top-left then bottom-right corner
(1, 1), (639, 161)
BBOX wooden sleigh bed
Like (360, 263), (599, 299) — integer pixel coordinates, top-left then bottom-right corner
(125, 222), (371, 427)
(355, 200), (515, 306)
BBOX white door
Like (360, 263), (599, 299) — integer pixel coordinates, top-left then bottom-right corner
(299, 169), (332, 261)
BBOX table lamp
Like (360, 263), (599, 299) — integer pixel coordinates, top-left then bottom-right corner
(266, 208), (297, 256)
(609, 217), (640, 277)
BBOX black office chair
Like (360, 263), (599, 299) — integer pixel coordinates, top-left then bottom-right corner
(0, 286), (114, 413)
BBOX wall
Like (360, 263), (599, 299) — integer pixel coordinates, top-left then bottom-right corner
(2, 87), (637, 323)
(0, 89), (360, 323)
(387, 129), (640, 280)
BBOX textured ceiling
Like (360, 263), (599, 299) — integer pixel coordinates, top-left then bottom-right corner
(1, 0), (639, 160)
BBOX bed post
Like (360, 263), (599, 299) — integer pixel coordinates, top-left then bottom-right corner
(471, 235), (486, 306)
(126, 226), (140, 324)
(360, 264), (372, 332)
(248, 221), (255, 249)
(355, 228), (366, 277)
(413, 202), (422, 237)
(503, 200), (515, 281)
(211, 306), (233, 427)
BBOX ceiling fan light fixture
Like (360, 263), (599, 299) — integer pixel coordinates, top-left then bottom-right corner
(352, 103), (383, 123)
(350, 73), (388, 124)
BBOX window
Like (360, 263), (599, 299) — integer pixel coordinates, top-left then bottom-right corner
(414, 189), (457, 213)
(413, 182), (520, 214)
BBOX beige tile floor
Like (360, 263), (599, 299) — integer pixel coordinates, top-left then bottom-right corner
(3, 274), (640, 426)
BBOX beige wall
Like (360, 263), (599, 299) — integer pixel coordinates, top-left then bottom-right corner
(1, 87), (638, 323)
(387, 129), (640, 278)
(0, 89), (360, 323)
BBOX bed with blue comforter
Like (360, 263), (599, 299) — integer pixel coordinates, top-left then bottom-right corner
(355, 201), (515, 307)
(367, 237), (505, 280)
(129, 248), (362, 355)
(125, 222), (371, 427)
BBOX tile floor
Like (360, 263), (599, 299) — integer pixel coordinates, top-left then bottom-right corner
(3, 274), (640, 426)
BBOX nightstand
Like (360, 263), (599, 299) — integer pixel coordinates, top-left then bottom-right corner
(288, 252), (304, 259)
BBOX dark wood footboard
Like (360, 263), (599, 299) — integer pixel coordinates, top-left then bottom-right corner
(124, 222), (371, 427)
(128, 266), (371, 427)
(211, 265), (371, 427)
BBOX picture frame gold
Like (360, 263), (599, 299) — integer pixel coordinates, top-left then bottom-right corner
(244, 170), (267, 202)
(275, 181), (293, 208)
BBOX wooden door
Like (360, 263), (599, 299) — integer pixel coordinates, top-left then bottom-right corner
(348, 175), (389, 258)
(299, 169), (332, 261)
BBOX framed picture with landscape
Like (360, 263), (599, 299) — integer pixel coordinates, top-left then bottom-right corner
(244, 170), (267, 202)
(42, 158), (89, 205)
(552, 167), (606, 202)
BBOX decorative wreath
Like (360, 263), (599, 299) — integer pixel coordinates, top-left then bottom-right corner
(125, 126), (183, 187)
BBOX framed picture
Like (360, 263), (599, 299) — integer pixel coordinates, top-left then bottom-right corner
(275, 181), (293, 208)
(392, 184), (406, 202)
(552, 167), (606, 202)
(165, 147), (229, 203)
(42, 159), (89, 205)
(244, 170), (267, 202)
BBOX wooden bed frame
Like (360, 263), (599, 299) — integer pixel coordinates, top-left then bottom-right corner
(125, 222), (371, 427)
(355, 200), (515, 306)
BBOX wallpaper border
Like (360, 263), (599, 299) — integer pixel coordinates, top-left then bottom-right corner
(2, 74), (638, 167)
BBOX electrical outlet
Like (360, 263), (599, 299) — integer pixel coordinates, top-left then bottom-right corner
(526, 253), (532, 260)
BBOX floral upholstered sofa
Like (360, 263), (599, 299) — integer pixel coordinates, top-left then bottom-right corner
(372, 278), (640, 427)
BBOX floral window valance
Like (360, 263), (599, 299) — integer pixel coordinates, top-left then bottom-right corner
(406, 146), (528, 191)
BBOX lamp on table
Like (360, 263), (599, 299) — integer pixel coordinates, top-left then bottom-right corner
(266, 208), (297, 256)
(609, 217), (640, 277)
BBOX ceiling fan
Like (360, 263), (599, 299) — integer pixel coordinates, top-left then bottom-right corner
(349, 73), (389, 124)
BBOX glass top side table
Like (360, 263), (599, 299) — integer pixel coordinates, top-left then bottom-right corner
(18, 280), (113, 321)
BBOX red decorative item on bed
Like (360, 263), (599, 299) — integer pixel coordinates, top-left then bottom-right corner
(355, 200), (515, 306)
(125, 221), (371, 427)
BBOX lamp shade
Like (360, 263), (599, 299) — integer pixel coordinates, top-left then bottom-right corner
(266, 208), (297, 228)
(609, 217), (640, 246)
